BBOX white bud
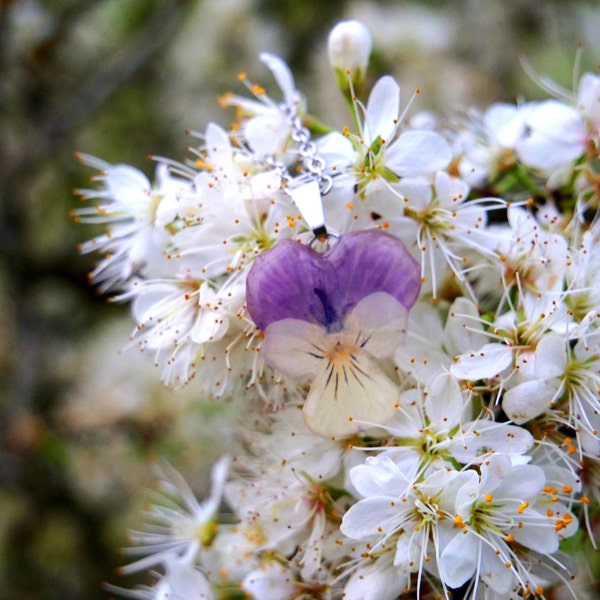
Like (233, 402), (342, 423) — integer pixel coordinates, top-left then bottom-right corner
(327, 20), (372, 75)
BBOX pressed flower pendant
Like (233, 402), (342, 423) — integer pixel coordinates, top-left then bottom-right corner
(246, 229), (421, 437)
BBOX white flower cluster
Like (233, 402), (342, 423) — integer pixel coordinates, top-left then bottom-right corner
(76, 20), (600, 600)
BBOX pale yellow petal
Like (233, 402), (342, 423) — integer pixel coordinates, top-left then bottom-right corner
(303, 349), (399, 438)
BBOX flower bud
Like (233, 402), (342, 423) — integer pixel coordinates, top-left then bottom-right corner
(327, 20), (372, 95)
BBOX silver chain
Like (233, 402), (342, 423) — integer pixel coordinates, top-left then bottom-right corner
(282, 104), (333, 196)
(260, 103), (333, 240)
(261, 105), (333, 195)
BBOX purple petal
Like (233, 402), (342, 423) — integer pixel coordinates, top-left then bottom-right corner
(246, 229), (420, 331)
(326, 230), (420, 315)
(246, 240), (335, 330)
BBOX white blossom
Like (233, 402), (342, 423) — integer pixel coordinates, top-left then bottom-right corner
(74, 22), (600, 600)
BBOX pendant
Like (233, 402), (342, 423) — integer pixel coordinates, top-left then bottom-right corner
(284, 179), (328, 241)
(246, 229), (421, 437)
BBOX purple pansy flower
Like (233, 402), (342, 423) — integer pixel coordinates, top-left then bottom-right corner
(246, 229), (420, 437)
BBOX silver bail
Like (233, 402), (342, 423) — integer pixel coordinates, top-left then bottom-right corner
(285, 179), (327, 240)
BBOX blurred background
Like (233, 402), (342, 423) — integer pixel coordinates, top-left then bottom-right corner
(1, 0), (599, 598)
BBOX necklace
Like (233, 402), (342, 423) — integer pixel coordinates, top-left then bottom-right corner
(245, 97), (422, 437)
(262, 101), (333, 243)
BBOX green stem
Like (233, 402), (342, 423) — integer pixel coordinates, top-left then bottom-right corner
(302, 113), (335, 136)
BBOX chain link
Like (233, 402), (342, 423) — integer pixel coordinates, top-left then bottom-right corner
(255, 102), (333, 241)
(280, 104), (333, 196)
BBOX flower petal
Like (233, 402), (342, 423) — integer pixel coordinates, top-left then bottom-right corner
(438, 530), (479, 588)
(578, 72), (600, 126)
(242, 561), (297, 600)
(385, 131), (451, 177)
(350, 451), (419, 498)
(449, 421), (533, 462)
(484, 102), (524, 147)
(502, 378), (561, 424)
(246, 240), (332, 330)
(340, 496), (403, 539)
(326, 230), (421, 317)
(343, 554), (408, 600)
(450, 343), (513, 381)
(424, 373), (464, 432)
(534, 332), (567, 379)
(303, 349), (400, 437)
(517, 100), (587, 170)
(364, 75), (400, 144)
(511, 509), (559, 554)
(443, 297), (487, 356)
(246, 230), (420, 331)
(259, 52), (298, 106)
(343, 291), (409, 358)
(245, 113), (290, 155)
(262, 318), (326, 379)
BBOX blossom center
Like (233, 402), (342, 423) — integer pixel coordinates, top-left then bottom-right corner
(325, 339), (357, 364)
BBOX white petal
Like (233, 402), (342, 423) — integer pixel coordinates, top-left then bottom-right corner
(190, 309), (228, 344)
(511, 509), (559, 554)
(395, 343), (451, 385)
(350, 451), (419, 498)
(443, 297), (487, 356)
(242, 561), (297, 600)
(395, 302), (452, 382)
(205, 123), (232, 168)
(425, 373), (464, 432)
(534, 332), (567, 379)
(262, 319), (325, 380)
(206, 455), (230, 511)
(450, 343), (513, 380)
(420, 469), (478, 516)
(166, 560), (214, 600)
(434, 170), (470, 205)
(131, 283), (178, 323)
(249, 170), (283, 203)
(343, 556), (408, 600)
(406, 299), (444, 340)
(303, 350), (399, 437)
(260, 52), (298, 106)
(317, 131), (355, 166)
(479, 543), (515, 594)
(484, 102), (522, 147)
(365, 76), (400, 143)
(340, 496), (403, 539)
(245, 113), (289, 155)
(385, 131), (451, 177)
(438, 530), (479, 588)
(502, 378), (561, 424)
(449, 421), (533, 462)
(453, 473), (482, 517)
(344, 292), (408, 358)
(501, 469), (546, 504)
(574, 336), (598, 362)
(578, 72), (600, 125)
(482, 456), (544, 499)
(104, 165), (151, 201)
(513, 348), (536, 382)
(517, 101), (587, 170)
(526, 100), (586, 145)
(393, 176), (433, 209)
(581, 421), (600, 456)
(155, 193), (178, 227)
(393, 530), (423, 571)
(542, 464), (582, 495)
(124, 555), (213, 599)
